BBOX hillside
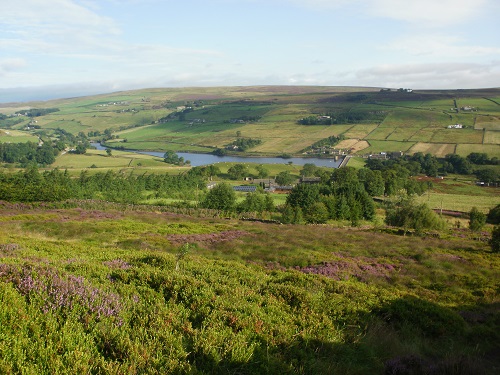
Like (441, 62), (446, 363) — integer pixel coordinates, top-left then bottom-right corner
(1, 86), (499, 158)
(0, 202), (498, 374)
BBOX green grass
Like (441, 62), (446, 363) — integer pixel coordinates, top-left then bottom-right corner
(50, 149), (188, 175)
(414, 176), (499, 212)
(363, 140), (415, 154)
(0, 129), (39, 143)
(431, 128), (484, 144)
(416, 192), (497, 213)
(456, 143), (500, 158)
(344, 156), (366, 169)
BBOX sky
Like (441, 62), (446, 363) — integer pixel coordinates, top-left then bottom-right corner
(1, 0), (500, 102)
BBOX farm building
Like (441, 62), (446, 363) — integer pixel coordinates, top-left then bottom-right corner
(233, 185), (257, 192)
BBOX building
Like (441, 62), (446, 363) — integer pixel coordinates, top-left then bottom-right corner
(233, 185), (257, 192)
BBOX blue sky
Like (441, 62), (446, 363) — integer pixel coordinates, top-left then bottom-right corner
(1, 0), (499, 101)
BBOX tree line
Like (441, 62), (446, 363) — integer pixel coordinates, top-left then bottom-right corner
(367, 152), (499, 183)
(0, 168), (206, 204)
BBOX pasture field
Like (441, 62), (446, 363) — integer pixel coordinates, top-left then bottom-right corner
(475, 116), (500, 130)
(414, 176), (499, 213)
(342, 124), (378, 139)
(0, 129), (39, 143)
(49, 149), (187, 176)
(455, 97), (500, 113)
(431, 128), (485, 144)
(363, 140), (415, 154)
(335, 139), (370, 152)
(408, 127), (440, 142)
(1, 86), (499, 158)
(386, 127), (421, 142)
(483, 130), (500, 145)
(344, 156), (366, 169)
(365, 126), (396, 140)
(379, 109), (451, 128)
(416, 192), (497, 213)
(456, 143), (500, 158)
(0, 202), (498, 374)
(408, 143), (456, 157)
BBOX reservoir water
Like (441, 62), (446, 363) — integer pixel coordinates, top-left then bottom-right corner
(92, 144), (343, 168)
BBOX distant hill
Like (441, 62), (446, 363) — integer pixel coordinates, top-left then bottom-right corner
(1, 86), (499, 158)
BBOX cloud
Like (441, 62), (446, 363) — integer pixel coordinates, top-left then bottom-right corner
(367, 0), (489, 26)
(0, 0), (120, 57)
(1, 0), (120, 34)
(384, 35), (500, 58)
(277, 0), (493, 26)
(352, 62), (500, 89)
(0, 58), (27, 73)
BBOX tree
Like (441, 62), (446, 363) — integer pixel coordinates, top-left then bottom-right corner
(358, 168), (384, 196)
(286, 183), (320, 210)
(35, 143), (56, 165)
(385, 194), (445, 235)
(300, 163), (318, 177)
(106, 148), (112, 157)
(227, 164), (248, 180)
(75, 143), (87, 154)
(201, 183), (236, 211)
(281, 205), (304, 224)
(275, 171), (295, 185)
(238, 191), (267, 213)
(469, 207), (486, 231)
(306, 202), (329, 224)
(256, 164), (269, 179)
(475, 168), (499, 184)
(444, 154), (472, 175)
(467, 152), (489, 165)
(164, 151), (183, 165)
(487, 204), (500, 224)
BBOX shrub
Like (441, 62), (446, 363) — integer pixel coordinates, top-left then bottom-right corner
(469, 207), (486, 232)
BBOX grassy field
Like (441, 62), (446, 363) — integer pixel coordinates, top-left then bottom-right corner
(408, 142), (457, 157)
(413, 176), (499, 213)
(0, 129), (39, 143)
(363, 140), (415, 154)
(416, 192), (497, 213)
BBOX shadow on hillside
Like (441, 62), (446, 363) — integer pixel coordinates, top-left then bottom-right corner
(186, 297), (499, 375)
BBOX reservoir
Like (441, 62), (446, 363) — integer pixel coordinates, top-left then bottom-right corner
(92, 144), (344, 168)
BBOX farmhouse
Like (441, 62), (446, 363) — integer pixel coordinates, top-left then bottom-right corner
(447, 124), (463, 129)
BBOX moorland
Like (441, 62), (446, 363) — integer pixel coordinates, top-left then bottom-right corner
(0, 86), (499, 374)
